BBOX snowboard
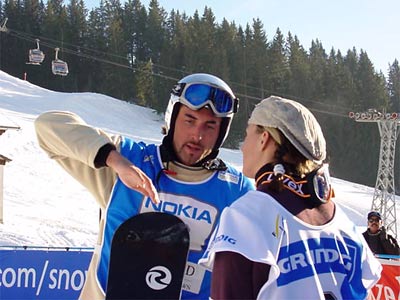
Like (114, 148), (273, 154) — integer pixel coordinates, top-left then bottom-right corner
(105, 212), (190, 300)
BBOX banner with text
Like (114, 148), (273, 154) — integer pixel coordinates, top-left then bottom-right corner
(0, 249), (92, 299)
(0, 249), (398, 299)
(371, 259), (400, 300)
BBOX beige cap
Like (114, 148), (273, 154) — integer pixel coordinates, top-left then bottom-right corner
(248, 95), (326, 163)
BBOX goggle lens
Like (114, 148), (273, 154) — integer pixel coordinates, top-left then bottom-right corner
(314, 172), (330, 201)
(183, 83), (234, 115)
(309, 164), (333, 204)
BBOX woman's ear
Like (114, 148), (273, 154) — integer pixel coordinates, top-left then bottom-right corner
(260, 131), (270, 150)
(261, 130), (279, 152)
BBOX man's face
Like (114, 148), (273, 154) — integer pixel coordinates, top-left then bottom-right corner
(173, 105), (221, 166)
(368, 216), (382, 234)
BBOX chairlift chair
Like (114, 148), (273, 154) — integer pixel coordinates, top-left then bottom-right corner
(52, 47), (69, 76)
(27, 39), (45, 65)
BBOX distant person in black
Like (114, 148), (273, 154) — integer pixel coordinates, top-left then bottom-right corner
(362, 211), (400, 256)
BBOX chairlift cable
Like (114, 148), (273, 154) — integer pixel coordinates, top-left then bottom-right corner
(1, 22), (351, 117)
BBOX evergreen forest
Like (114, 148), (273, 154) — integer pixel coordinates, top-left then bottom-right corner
(1, 0), (400, 192)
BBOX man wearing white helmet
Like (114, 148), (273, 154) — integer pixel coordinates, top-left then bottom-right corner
(34, 73), (254, 300)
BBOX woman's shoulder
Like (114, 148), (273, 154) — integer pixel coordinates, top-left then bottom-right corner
(231, 190), (278, 209)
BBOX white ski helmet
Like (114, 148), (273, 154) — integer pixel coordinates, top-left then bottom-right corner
(163, 73), (239, 151)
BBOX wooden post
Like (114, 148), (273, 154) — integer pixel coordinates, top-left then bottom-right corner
(0, 124), (20, 224)
(0, 163), (3, 224)
(0, 155), (11, 224)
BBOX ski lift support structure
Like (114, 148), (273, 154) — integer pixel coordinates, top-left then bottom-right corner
(349, 109), (399, 239)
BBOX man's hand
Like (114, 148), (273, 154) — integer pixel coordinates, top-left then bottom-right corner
(378, 226), (388, 241)
(106, 150), (160, 204)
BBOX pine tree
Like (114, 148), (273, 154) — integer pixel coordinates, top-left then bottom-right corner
(86, 1), (107, 93)
(23, 0), (44, 35)
(216, 19), (244, 148)
(122, 0), (147, 100)
(145, 0), (168, 110)
(2, 0), (25, 76)
(308, 39), (327, 99)
(135, 58), (154, 107)
(145, 0), (166, 63)
(266, 27), (288, 95)
(65, 0), (87, 90)
(102, 0), (129, 99)
(123, 0), (146, 66)
(244, 19), (268, 99)
(286, 32), (311, 98)
(164, 8), (188, 76)
(388, 59), (400, 111)
(357, 50), (388, 110)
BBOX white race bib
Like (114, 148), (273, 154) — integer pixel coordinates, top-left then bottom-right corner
(181, 262), (206, 294)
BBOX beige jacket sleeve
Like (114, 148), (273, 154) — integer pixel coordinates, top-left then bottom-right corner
(34, 110), (121, 209)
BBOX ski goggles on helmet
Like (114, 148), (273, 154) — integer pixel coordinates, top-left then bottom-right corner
(172, 82), (239, 117)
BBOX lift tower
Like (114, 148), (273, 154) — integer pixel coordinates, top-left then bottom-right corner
(349, 110), (398, 239)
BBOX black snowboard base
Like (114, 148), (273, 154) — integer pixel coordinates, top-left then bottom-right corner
(106, 212), (190, 300)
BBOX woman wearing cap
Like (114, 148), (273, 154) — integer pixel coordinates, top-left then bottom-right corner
(363, 211), (400, 256)
(200, 96), (382, 299)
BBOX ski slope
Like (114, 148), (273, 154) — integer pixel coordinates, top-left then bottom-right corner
(0, 70), (398, 248)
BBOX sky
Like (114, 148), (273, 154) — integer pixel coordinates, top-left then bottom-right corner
(81, 0), (400, 75)
(0, 69), (399, 248)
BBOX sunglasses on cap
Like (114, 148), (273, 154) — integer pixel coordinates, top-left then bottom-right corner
(368, 218), (380, 223)
(172, 83), (239, 117)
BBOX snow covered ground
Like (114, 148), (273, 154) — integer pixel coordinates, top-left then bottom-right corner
(0, 70), (398, 248)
